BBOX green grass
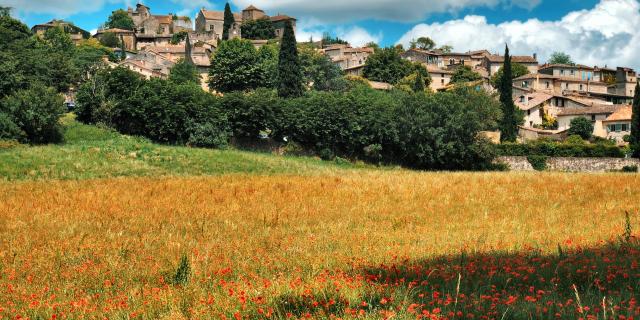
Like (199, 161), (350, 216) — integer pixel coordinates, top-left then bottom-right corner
(0, 115), (378, 181)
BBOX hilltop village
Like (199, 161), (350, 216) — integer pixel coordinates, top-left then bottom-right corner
(25, 3), (638, 145)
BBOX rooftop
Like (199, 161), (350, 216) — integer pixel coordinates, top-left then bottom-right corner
(485, 54), (538, 64)
(603, 105), (633, 122)
(557, 105), (621, 116)
(514, 92), (553, 111)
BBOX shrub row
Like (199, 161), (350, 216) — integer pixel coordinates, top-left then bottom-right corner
(497, 141), (627, 158)
(76, 67), (504, 170)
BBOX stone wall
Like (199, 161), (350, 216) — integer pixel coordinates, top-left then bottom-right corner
(497, 156), (640, 172)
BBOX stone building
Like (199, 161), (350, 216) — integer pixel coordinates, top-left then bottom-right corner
(31, 20), (90, 45)
(195, 5), (296, 40)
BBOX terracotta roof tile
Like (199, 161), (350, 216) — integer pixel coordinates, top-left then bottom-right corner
(514, 92), (553, 111)
(603, 105), (633, 122)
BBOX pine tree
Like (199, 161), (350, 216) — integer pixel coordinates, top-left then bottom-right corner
(413, 72), (425, 92)
(631, 83), (640, 158)
(498, 45), (519, 142)
(222, 2), (235, 41)
(277, 20), (304, 98)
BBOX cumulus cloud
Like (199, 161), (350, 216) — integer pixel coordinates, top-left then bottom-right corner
(397, 0), (640, 69)
(231, 0), (541, 23)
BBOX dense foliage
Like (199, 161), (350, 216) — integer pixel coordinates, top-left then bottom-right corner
(209, 38), (263, 92)
(491, 63), (530, 87)
(548, 52), (574, 65)
(450, 65), (482, 84)
(104, 9), (135, 31)
(298, 45), (346, 91)
(363, 47), (417, 84)
(169, 59), (200, 85)
(0, 14), (112, 144)
(497, 140), (626, 158)
(568, 117), (594, 140)
(277, 20), (304, 98)
(241, 18), (276, 40)
(77, 67), (229, 147)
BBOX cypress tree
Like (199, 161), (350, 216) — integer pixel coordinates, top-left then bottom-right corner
(184, 33), (194, 65)
(413, 72), (425, 92)
(498, 45), (519, 142)
(631, 83), (640, 158)
(222, 3), (234, 41)
(277, 20), (304, 98)
(119, 35), (126, 61)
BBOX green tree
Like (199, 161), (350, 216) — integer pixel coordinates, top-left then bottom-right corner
(208, 38), (261, 92)
(491, 63), (530, 87)
(0, 13), (31, 50)
(568, 117), (594, 140)
(170, 31), (188, 45)
(169, 59), (200, 85)
(277, 20), (304, 98)
(0, 84), (65, 144)
(450, 65), (482, 84)
(222, 2), (235, 41)
(257, 44), (279, 89)
(438, 45), (453, 54)
(105, 9), (135, 31)
(412, 72), (426, 92)
(415, 37), (435, 50)
(0, 6), (10, 17)
(363, 47), (413, 84)
(43, 26), (74, 53)
(99, 32), (120, 48)
(498, 45), (521, 142)
(321, 32), (348, 45)
(630, 83), (640, 157)
(241, 17), (276, 40)
(298, 46), (345, 91)
(548, 52), (574, 65)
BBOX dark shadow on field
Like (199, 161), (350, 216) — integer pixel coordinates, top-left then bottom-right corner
(269, 240), (640, 319)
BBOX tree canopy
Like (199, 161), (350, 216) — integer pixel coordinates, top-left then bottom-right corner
(568, 117), (594, 140)
(105, 9), (135, 31)
(241, 18), (276, 40)
(491, 63), (530, 88)
(450, 65), (482, 84)
(208, 38), (262, 92)
(169, 59), (200, 85)
(413, 37), (436, 50)
(548, 52), (574, 65)
(363, 47), (414, 84)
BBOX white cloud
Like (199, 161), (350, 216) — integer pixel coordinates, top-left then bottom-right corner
(231, 0), (541, 23)
(397, 0), (640, 69)
(337, 26), (383, 47)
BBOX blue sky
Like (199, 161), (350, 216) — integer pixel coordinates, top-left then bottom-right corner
(3, 0), (639, 69)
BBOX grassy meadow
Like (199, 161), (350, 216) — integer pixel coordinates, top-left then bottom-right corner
(0, 117), (639, 319)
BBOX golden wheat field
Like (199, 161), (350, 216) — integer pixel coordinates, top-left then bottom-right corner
(1, 171), (639, 319)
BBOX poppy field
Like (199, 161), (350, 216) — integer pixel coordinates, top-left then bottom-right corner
(0, 172), (639, 319)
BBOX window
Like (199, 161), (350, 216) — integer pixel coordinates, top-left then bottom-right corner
(591, 115), (596, 121)
(565, 83), (569, 89)
(579, 84), (583, 91)
(522, 81), (528, 88)
(441, 79), (444, 84)
(520, 96), (525, 103)
(570, 70), (574, 76)
(527, 110), (531, 116)
(560, 70), (565, 75)
(210, 25), (214, 31)
(546, 81), (550, 89)
(622, 124), (629, 131)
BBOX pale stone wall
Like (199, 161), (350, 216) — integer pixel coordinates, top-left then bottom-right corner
(497, 156), (639, 172)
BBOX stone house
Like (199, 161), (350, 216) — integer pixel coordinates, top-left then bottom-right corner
(614, 67), (637, 97)
(482, 54), (538, 76)
(94, 28), (137, 51)
(270, 15), (297, 38)
(401, 48), (473, 69)
(127, 4), (192, 36)
(31, 19), (89, 45)
(556, 105), (621, 137)
(195, 8), (242, 40)
(602, 105), (633, 143)
(324, 45), (374, 72)
(514, 73), (610, 96)
(514, 92), (553, 128)
(426, 65), (453, 91)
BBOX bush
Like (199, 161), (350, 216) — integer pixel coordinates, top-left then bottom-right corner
(497, 141), (626, 158)
(527, 155), (548, 171)
(223, 89), (282, 139)
(565, 135), (585, 145)
(568, 117), (594, 140)
(0, 84), (65, 144)
(186, 120), (229, 149)
(621, 165), (638, 173)
(623, 135), (631, 143)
